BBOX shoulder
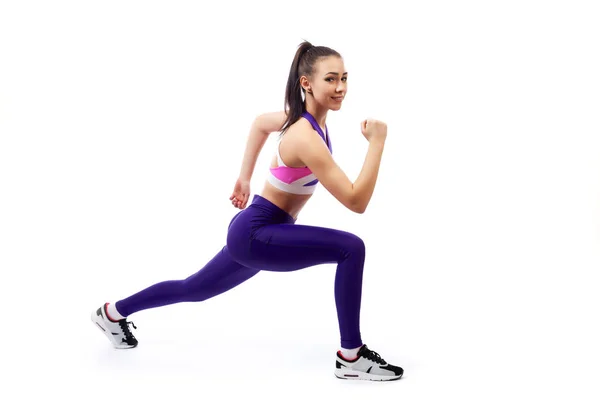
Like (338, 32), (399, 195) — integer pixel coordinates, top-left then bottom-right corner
(284, 118), (329, 158)
(285, 116), (318, 144)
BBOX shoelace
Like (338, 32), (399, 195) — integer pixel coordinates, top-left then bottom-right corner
(361, 347), (386, 365)
(118, 320), (137, 342)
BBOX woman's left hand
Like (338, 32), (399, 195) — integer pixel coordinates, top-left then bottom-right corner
(230, 178), (251, 209)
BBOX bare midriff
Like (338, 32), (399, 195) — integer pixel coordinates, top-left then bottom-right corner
(260, 180), (312, 220)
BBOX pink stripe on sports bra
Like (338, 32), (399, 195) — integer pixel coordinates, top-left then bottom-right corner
(270, 165), (313, 184)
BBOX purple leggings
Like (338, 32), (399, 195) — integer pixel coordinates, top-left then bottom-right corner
(115, 195), (365, 348)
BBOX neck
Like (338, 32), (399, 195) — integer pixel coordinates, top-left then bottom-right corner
(305, 100), (328, 132)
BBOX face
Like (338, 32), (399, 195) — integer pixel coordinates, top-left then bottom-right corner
(301, 56), (347, 110)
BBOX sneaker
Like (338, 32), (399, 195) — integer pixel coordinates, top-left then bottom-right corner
(334, 344), (403, 381)
(91, 303), (138, 349)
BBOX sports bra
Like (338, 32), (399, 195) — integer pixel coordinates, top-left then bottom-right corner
(267, 111), (333, 195)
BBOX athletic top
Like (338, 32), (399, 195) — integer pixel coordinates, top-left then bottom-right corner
(267, 111), (333, 195)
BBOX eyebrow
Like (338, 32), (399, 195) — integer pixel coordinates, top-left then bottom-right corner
(325, 72), (348, 76)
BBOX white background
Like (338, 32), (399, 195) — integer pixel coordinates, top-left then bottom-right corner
(1, 0), (599, 398)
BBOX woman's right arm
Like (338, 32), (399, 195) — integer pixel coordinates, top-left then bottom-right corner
(237, 111), (287, 182)
(296, 120), (387, 214)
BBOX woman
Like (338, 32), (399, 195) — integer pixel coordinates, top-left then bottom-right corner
(91, 40), (403, 381)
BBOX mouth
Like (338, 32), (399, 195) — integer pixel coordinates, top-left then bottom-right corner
(332, 96), (344, 102)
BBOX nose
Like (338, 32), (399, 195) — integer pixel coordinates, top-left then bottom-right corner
(336, 81), (346, 92)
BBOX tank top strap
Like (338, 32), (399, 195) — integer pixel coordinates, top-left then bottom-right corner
(274, 136), (286, 167)
(302, 111), (332, 152)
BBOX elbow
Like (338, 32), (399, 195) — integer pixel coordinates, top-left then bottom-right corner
(348, 188), (366, 214)
(349, 200), (366, 214)
(252, 114), (273, 135)
(251, 115), (266, 134)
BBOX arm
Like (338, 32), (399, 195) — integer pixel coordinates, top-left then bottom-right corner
(351, 140), (385, 212)
(295, 125), (386, 214)
(238, 111), (287, 181)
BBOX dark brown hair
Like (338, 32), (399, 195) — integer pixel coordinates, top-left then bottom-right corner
(280, 40), (341, 134)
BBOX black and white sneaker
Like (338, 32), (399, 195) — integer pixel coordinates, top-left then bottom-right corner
(91, 303), (138, 349)
(335, 344), (403, 381)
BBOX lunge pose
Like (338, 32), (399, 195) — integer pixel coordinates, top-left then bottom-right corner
(92, 40), (403, 381)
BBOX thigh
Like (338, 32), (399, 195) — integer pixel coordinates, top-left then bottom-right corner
(183, 245), (260, 297)
(245, 223), (364, 272)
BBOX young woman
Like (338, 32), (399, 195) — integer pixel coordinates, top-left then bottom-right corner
(91, 40), (403, 381)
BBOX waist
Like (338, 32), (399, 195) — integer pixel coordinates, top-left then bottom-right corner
(259, 185), (312, 220)
(249, 194), (297, 222)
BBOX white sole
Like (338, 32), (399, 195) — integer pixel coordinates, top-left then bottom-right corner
(90, 310), (135, 349)
(334, 368), (402, 381)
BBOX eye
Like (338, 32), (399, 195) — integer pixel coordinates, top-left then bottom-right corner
(325, 76), (348, 82)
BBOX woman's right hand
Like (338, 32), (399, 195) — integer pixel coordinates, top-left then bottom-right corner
(230, 178), (250, 209)
(361, 119), (387, 143)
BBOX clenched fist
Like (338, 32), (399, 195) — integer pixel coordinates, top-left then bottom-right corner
(361, 119), (387, 143)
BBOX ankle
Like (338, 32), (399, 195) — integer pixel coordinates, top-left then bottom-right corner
(105, 302), (125, 322)
(339, 345), (362, 360)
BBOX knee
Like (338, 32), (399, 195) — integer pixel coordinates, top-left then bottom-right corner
(344, 233), (366, 259)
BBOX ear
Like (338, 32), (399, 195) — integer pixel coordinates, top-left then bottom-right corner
(300, 75), (312, 93)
